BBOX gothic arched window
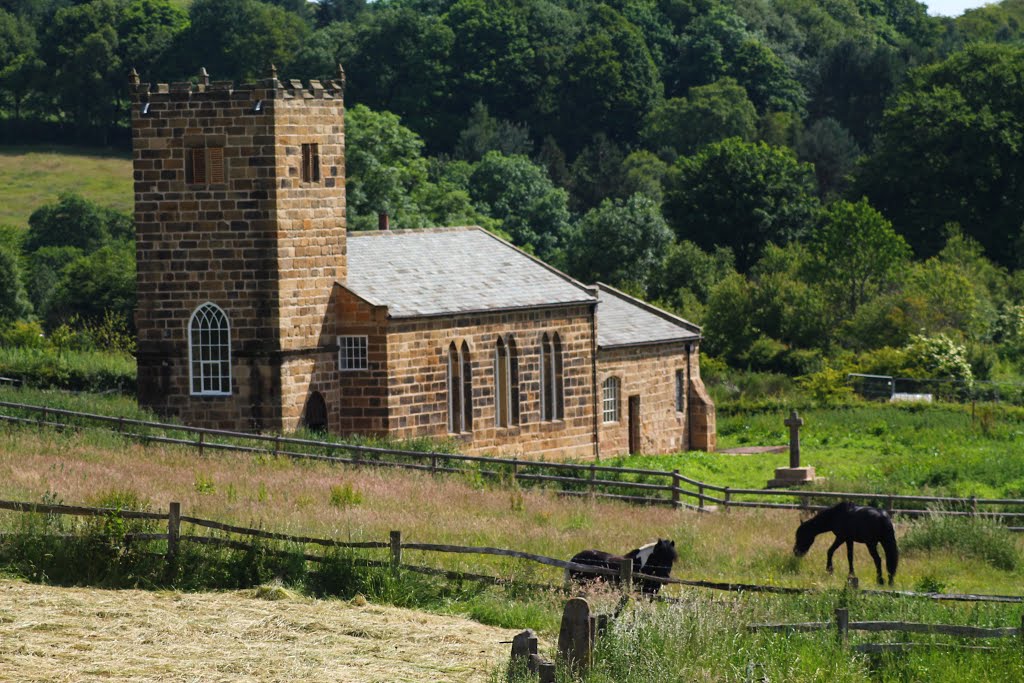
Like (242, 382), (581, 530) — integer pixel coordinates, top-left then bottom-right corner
(189, 302), (231, 395)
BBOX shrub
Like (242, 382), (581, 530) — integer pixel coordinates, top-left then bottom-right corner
(797, 367), (853, 404)
(901, 512), (1018, 571)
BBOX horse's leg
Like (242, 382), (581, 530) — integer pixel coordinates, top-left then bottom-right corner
(825, 537), (843, 574)
(846, 540), (855, 576)
(867, 543), (884, 585)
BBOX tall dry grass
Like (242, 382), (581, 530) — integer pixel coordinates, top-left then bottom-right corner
(2, 425), (1022, 595)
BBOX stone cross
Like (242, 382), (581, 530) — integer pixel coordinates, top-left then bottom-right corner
(785, 409), (804, 468)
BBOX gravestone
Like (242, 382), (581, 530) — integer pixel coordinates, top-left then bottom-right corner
(767, 409), (816, 487)
(558, 598), (593, 675)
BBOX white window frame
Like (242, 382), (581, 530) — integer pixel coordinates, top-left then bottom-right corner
(188, 302), (232, 396)
(602, 377), (620, 424)
(338, 335), (368, 371)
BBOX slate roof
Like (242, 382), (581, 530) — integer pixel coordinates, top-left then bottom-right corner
(344, 227), (596, 318)
(595, 283), (701, 349)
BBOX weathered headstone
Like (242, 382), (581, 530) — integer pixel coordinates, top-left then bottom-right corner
(558, 597), (593, 675)
(768, 409), (816, 488)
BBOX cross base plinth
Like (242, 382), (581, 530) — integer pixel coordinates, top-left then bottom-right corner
(767, 466), (816, 488)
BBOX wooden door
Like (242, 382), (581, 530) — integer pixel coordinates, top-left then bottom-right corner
(628, 395), (641, 455)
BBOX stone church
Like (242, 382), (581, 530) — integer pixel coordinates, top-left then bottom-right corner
(128, 69), (715, 460)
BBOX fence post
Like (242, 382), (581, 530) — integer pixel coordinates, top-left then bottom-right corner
(724, 487), (731, 511)
(589, 463), (596, 500)
(835, 607), (849, 647)
(617, 557), (632, 592)
(390, 530), (402, 573)
(197, 431), (205, 458)
(166, 501), (180, 579)
(273, 435), (280, 457)
(117, 417), (125, 434)
(698, 483), (705, 511)
(431, 454), (437, 475)
(511, 459), (518, 485)
(970, 496), (978, 517)
(672, 470), (681, 509)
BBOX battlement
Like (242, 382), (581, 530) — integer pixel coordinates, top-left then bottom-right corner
(128, 66), (345, 103)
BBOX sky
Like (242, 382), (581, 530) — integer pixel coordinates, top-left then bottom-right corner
(924, 0), (997, 16)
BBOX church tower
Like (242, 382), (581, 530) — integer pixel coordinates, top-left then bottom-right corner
(129, 67), (347, 432)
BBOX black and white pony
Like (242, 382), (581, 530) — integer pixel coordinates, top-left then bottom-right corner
(794, 502), (899, 586)
(566, 539), (678, 594)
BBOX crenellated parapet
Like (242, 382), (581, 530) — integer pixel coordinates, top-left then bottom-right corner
(128, 65), (346, 103)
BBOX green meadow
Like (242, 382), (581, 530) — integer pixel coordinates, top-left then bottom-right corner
(0, 146), (132, 228)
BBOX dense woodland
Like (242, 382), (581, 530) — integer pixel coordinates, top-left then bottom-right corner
(2, 0), (1024, 390)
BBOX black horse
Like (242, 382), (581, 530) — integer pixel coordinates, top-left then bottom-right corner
(794, 502), (899, 586)
(567, 539), (678, 594)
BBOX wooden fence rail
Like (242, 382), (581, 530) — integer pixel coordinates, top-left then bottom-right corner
(1, 497), (1022, 605)
(3, 399), (1024, 530)
(750, 607), (1024, 654)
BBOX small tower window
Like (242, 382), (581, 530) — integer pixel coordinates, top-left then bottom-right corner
(188, 302), (232, 395)
(301, 143), (320, 182)
(187, 146), (225, 185)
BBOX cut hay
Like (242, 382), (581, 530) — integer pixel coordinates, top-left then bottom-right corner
(0, 579), (517, 682)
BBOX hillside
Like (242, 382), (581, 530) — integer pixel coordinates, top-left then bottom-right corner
(0, 146), (132, 229)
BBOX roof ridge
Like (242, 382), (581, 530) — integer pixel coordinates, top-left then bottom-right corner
(348, 225), (477, 237)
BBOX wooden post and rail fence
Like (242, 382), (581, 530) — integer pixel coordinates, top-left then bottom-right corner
(750, 607), (1024, 654)
(1, 497), (1023, 605)
(2, 400), (1024, 530)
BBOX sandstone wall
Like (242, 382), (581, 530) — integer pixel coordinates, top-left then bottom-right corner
(596, 343), (691, 457)
(381, 305), (599, 460)
(130, 75), (345, 432)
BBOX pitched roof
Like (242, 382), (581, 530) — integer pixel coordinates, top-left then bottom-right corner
(595, 283), (701, 349)
(345, 227), (596, 318)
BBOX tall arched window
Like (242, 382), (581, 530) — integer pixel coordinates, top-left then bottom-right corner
(461, 341), (473, 431)
(496, 337), (509, 427)
(540, 332), (564, 421)
(495, 335), (521, 428)
(602, 377), (620, 423)
(189, 302), (231, 395)
(508, 335), (520, 425)
(448, 341), (473, 433)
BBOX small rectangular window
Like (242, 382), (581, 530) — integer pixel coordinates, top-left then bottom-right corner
(338, 335), (368, 371)
(301, 143), (320, 182)
(187, 146), (225, 185)
(675, 369), (685, 412)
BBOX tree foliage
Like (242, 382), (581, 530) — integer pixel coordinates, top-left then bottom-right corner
(665, 138), (819, 270)
(858, 44), (1024, 266)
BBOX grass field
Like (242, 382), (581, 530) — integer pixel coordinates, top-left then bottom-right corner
(0, 145), (132, 228)
(1, 387), (1023, 680)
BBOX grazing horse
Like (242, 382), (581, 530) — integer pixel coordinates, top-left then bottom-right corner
(567, 539), (678, 594)
(793, 502), (899, 586)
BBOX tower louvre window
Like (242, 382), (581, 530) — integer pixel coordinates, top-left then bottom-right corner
(187, 146), (225, 185)
(301, 143), (320, 182)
